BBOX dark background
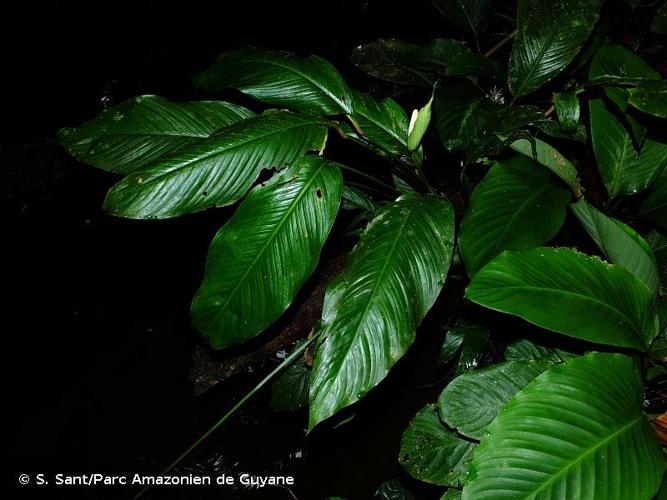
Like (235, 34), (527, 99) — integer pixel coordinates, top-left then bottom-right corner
(1, 1), (467, 499)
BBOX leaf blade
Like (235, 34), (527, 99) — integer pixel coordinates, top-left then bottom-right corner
(462, 353), (666, 499)
(399, 405), (475, 486)
(438, 361), (551, 440)
(466, 248), (657, 351)
(103, 111), (328, 219)
(309, 194), (455, 428)
(509, 137), (582, 195)
(459, 155), (570, 277)
(58, 95), (254, 174)
(191, 156), (342, 348)
(508, 0), (603, 98)
(194, 47), (353, 115)
(571, 198), (659, 292)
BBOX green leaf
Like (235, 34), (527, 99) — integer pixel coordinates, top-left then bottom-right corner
(191, 156), (342, 348)
(103, 111), (328, 219)
(438, 361), (551, 440)
(462, 353), (666, 499)
(642, 171), (667, 229)
(430, 0), (491, 37)
(466, 248), (658, 351)
(270, 344), (310, 413)
(441, 491), (462, 500)
(407, 95), (434, 152)
(534, 118), (588, 143)
(589, 44), (661, 149)
(58, 95), (254, 174)
(459, 155), (570, 277)
(310, 194), (455, 429)
(375, 479), (408, 500)
(509, 137), (582, 195)
(399, 405), (475, 486)
(628, 87), (667, 119)
(351, 38), (502, 85)
(571, 199), (659, 292)
(647, 230), (667, 285)
(350, 39), (440, 87)
(553, 91), (580, 132)
(342, 185), (380, 214)
(348, 91), (410, 157)
(589, 97), (667, 198)
(504, 338), (575, 363)
(434, 82), (488, 152)
(508, 0), (603, 98)
(439, 321), (491, 375)
(445, 52), (504, 80)
(193, 47), (353, 115)
(463, 106), (547, 163)
(407, 38), (471, 75)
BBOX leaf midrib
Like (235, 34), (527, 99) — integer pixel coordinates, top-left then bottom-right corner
(525, 415), (644, 498)
(319, 200), (419, 404)
(609, 132), (633, 198)
(512, 28), (558, 98)
(484, 181), (553, 267)
(213, 161), (328, 321)
(478, 284), (645, 346)
(130, 119), (321, 187)
(241, 56), (351, 114)
(350, 107), (407, 150)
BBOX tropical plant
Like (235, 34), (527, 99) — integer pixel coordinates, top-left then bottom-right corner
(60, 0), (667, 497)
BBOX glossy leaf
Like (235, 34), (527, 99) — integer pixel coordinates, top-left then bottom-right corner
(535, 118), (588, 143)
(553, 90), (580, 132)
(504, 338), (574, 363)
(348, 91), (410, 157)
(466, 248), (657, 351)
(342, 185), (380, 214)
(641, 171), (667, 229)
(508, 0), (603, 98)
(589, 44), (661, 151)
(571, 198), (659, 292)
(438, 361), (550, 440)
(629, 87), (667, 119)
(59, 95), (254, 174)
(434, 82), (488, 152)
(191, 156), (342, 348)
(590, 45), (660, 104)
(462, 353), (666, 499)
(439, 321), (491, 375)
(399, 405), (475, 486)
(464, 106), (547, 162)
(407, 38), (471, 74)
(445, 52), (504, 80)
(589, 97), (667, 198)
(509, 137), (582, 195)
(441, 491), (462, 500)
(376, 479), (408, 500)
(647, 230), (667, 285)
(193, 47), (353, 115)
(309, 194), (455, 429)
(430, 0), (491, 37)
(103, 111), (328, 219)
(350, 39), (439, 87)
(270, 344), (311, 413)
(459, 155), (570, 277)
